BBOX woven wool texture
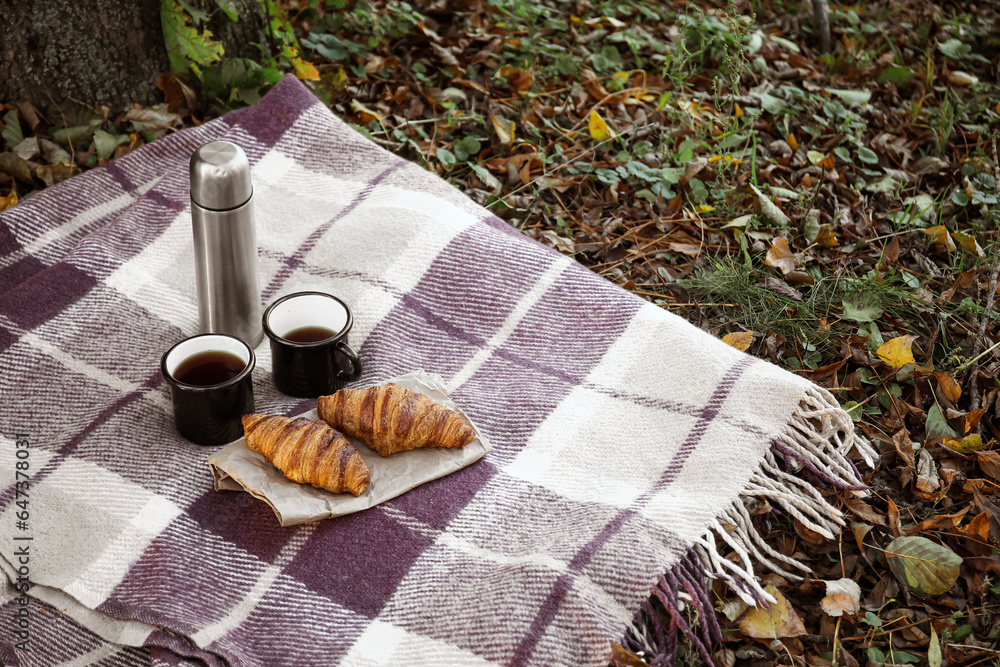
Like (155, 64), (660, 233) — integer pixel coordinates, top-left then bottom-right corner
(0, 76), (870, 666)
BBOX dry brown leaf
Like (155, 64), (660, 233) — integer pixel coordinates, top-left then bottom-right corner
(887, 496), (902, 537)
(764, 237), (796, 275)
(739, 585), (806, 639)
(821, 578), (861, 617)
(667, 242), (701, 257)
(609, 642), (651, 667)
(722, 331), (754, 352)
(933, 372), (962, 403)
(947, 71), (978, 86)
(977, 450), (1000, 483)
(844, 497), (886, 526)
(852, 523), (875, 551)
(490, 115), (515, 145)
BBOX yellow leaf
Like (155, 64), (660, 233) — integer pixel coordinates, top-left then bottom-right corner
(815, 224), (839, 248)
(696, 204), (714, 213)
(951, 231), (984, 257)
(739, 585), (806, 639)
(876, 335), (917, 369)
(786, 132), (799, 151)
(290, 56), (320, 81)
(0, 190), (18, 212)
(723, 331), (754, 351)
(922, 225), (956, 253)
(943, 434), (983, 454)
(588, 109), (614, 141)
(490, 115), (515, 145)
(734, 102), (744, 118)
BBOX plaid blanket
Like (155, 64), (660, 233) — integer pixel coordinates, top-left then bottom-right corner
(0, 76), (875, 666)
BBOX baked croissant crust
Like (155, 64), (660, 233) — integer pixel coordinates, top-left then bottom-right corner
(317, 384), (475, 457)
(241, 414), (370, 496)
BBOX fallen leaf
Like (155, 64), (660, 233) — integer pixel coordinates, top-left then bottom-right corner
(842, 292), (883, 322)
(946, 71), (978, 86)
(928, 626), (942, 667)
(844, 498), (886, 526)
(922, 225), (956, 254)
(35, 163), (77, 188)
(679, 156), (708, 186)
(977, 451), (1000, 483)
(0, 190), (17, 212)
(609, 642), (652, 667)
(749, 184), (791, 226)
(885, 536), (963, 596)
(916, 448), (941, 494)
(887, 496), (902, 537)
(926, 403), (960, 440)
(490, 115), (515, 145)
(852, 523), (876, 551)
(951, 231), (984, 257)
(933, 372), (962, 403)
(959, 407), (987, 434)
(764, 237), (796, 275)
(821, 578), (861, 617)
(588, 109), (614, 141)
(943, 433), (983, 454)
(350, 99), (382, 124)
(877, 335), (917, 369)
(0, 152), (35, 184)
(739, 585), (806, 639)
(124, 103), (182, 137)
(814, 223), (839, 247)
(761, 276), (803, 301)
(667, 242), (702, 257)
(786, 132), (798, 150)
(723, 331), (754, 352)
(290, 56), (320, 81)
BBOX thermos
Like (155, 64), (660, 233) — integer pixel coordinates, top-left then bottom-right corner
(189, 141), (264, 348)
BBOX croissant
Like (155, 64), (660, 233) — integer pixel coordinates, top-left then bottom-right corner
(317, 384), (475, 457)
(241, 414), (370, 496)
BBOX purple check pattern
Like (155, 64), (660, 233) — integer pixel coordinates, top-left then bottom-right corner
(0, 76), (871, 666)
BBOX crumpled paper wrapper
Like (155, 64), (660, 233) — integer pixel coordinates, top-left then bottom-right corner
(208, 369), (492, 526)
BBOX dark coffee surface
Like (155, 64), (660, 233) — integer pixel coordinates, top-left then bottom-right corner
(173, 350), (246, 386)
(283, 326), (337, 343)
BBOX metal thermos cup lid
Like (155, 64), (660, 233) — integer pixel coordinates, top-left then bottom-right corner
(190, 141), (252, 211)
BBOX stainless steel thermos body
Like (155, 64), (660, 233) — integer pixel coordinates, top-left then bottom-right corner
(190, 141), (264, 348)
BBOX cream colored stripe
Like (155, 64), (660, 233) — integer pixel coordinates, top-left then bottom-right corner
(191, 523), (317, 647)
(21, 332), (171, 414)
(0, 178), (160, 270)
(446, 254), (572, 393)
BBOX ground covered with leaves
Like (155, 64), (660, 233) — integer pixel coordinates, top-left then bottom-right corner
(2, 0), (1000, 665)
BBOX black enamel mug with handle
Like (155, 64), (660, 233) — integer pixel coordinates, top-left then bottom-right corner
(263, 291), (363, 398)
(161, 333), (256, 446)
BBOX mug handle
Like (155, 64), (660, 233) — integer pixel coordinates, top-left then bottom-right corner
(335, 341), (363, 381)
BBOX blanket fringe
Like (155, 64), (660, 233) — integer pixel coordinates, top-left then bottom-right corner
(624, 386), (877, 665)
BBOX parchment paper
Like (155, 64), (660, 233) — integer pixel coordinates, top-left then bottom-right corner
(208, 370), (492, 526)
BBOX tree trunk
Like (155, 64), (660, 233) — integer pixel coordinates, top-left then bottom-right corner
(811, 0), (832, 54)
(0, 0), (169, 111)
(0, 0), (272, 112)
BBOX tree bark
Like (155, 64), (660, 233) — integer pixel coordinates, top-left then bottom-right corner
(0, 0), (169, 110)
(811, 0), (832, 54)
(0, 0), (272, 112)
